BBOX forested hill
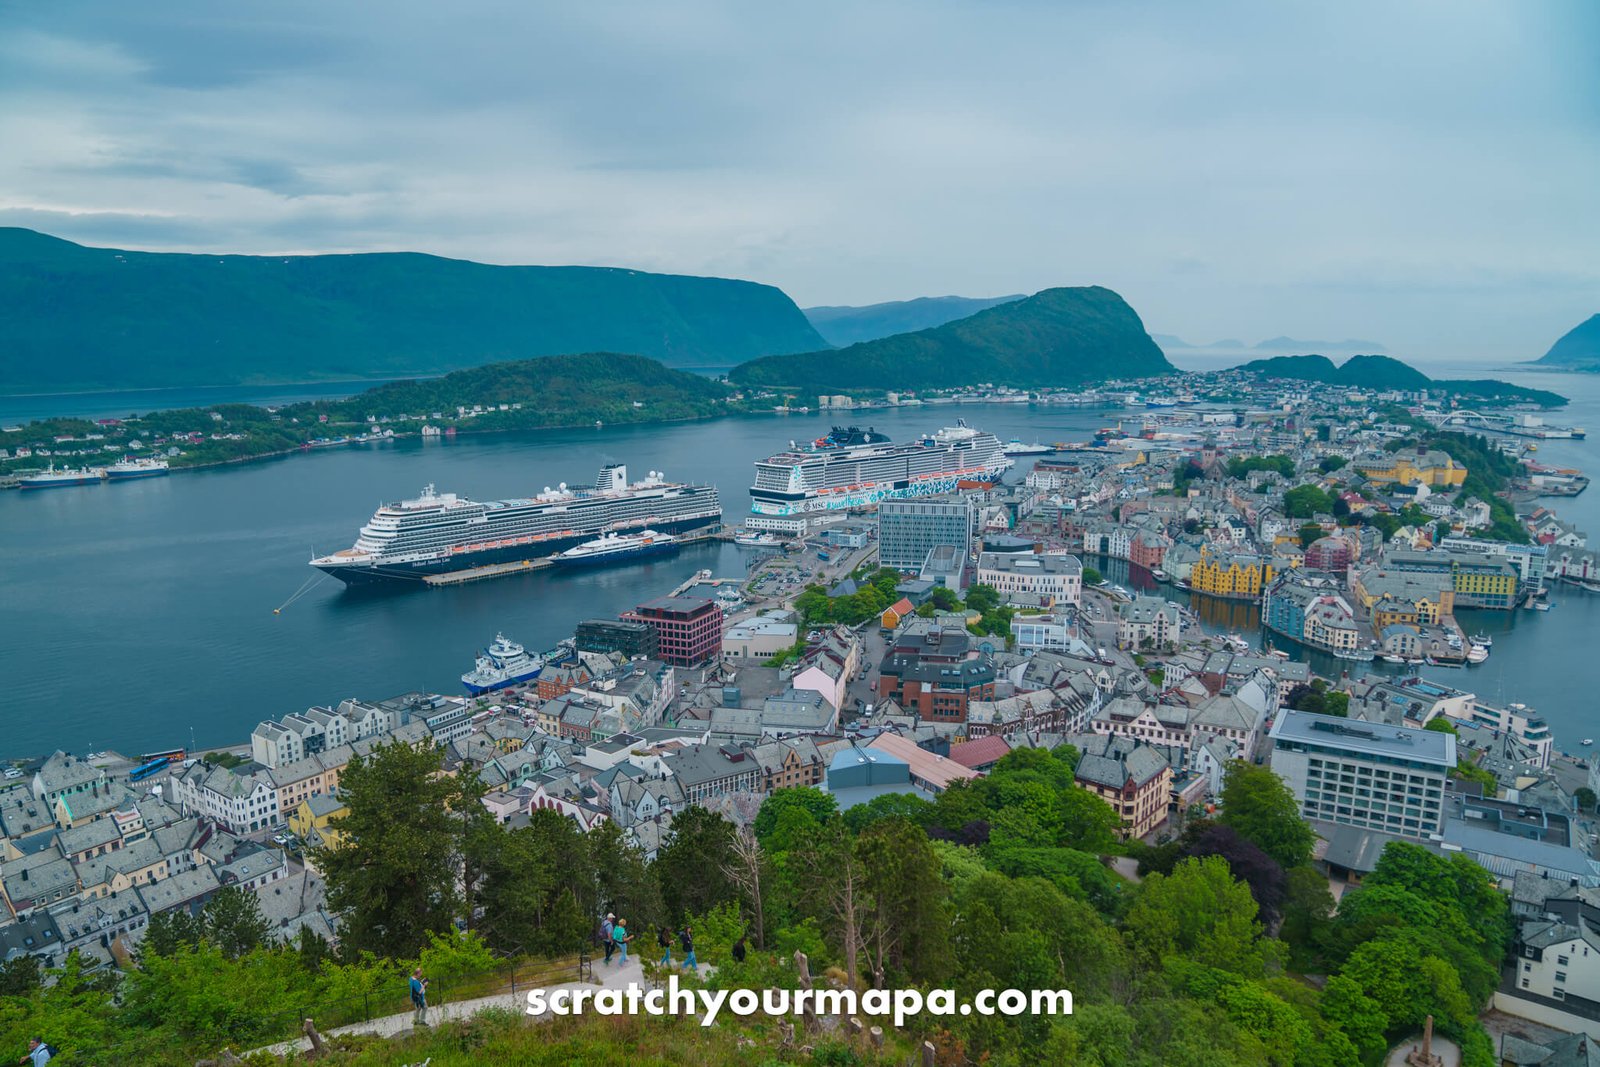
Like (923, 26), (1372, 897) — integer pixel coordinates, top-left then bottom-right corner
(1234, 353), (1567, 407)
(803, 294), (1026, 346)
(731, 286), (1174, 391)
(1531, 314), (1600, 371)
(0, 228), (827, 393)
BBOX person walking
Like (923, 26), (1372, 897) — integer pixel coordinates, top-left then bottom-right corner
(679, 925), (697, 973)
(16, 1038), (53, 1066)
(657, 925), (673, 967)
(732, 934), (746, 964)
(600, 913), (615, 965)
(613, 917), (633, 965)
(408, 968), (429, 1027)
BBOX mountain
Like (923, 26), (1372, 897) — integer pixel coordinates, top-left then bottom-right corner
(803, 294), (1025, 346)
(1531, 314), (1600, 370)
(0, 228), (827, 393)
(731, 286), (1173, 391)
(1252, 336), (1386, 353)
(1234, 352), (1565, 406)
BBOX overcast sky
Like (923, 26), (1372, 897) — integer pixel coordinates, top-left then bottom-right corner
(2, 1), (1596, 362)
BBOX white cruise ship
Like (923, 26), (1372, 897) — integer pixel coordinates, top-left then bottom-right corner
(749, 420), (1009, 516)
(312, 464), (720, 586)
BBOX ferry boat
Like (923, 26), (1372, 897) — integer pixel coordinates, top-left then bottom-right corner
(461, 634), (544, 695)
(555, 529), (679, 567)
(749, 420), (1009, 517)
(105, 457), (170, 480)
(1002, 437), (1053, 456)
(19, 464), (104, 489)
(733, 529), (780, 547)
(312, 464), (721, 586)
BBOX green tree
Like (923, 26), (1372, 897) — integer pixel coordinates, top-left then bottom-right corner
(1318, 456), (1347, 473)
(140, 908), (205, 960)
(318, 739), (474, 958)
(928, 585), (961, 611)
(753, 787), (838, 850)
(1284, 484), (1335, 519)
(655, 805), (739, 924)
(0, 956), (42, 995)
(202, 886), (272, 960)
(1219, 762), (1315, 870)
(1082, 565), (1103, 586)
(1279, 865), (1334, 969)
(588, 820), (663, 932)
(1298, 522), (1323, 549)
(1124, 856), (1267, 976)
(1577, 786), (1597, 812)
(476, 809), (596, 955)
(841, 791), (935, 834)
(856, 818), (953, 984)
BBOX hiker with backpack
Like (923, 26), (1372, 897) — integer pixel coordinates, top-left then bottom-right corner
(600, 913), (616, 965)
(19, 1037), (54, 1066)
(679, 925), (697, 973)
(657, 925), (673, 967)
(409, 967), (429, 1027)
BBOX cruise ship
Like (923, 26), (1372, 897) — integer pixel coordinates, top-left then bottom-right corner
(105, 457), (170, 480)
(461, 633), (544, 695)
(555, 529), (679, 567)
(749, 420), (1010, 516)
(19, 464), (104, 489)
(311, 464), (720, 585)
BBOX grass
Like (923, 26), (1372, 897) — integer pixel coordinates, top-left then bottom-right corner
(261, 1002), (917, 1067)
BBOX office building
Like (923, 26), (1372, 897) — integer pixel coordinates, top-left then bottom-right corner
(878, 497), (973, 573)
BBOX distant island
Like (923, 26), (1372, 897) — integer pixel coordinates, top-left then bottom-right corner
(3, 352), (739, 475)
(732, 286), (1174, 391)
(0, 227), (826, 394)
(1529, 313), (1600, 372)
(1234, 353), (1567, 407)
(803, 294), (1025, 346)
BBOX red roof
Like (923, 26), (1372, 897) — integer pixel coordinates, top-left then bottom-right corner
(949, 735), (1011, 770)
(885, 598), (914, 619)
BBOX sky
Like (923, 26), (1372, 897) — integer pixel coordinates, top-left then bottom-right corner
(1, 1), (1597, 364)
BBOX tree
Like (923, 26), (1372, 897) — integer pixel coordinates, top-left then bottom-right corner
(202, 886), (272, 959)
(1082, 565), (1103, 586)
(753, 787), (838, 850)
(855, 818), (952, 984)
(1318, 456), (1347, 473)
(1280, 865), (1335, 968)
(1424, 716), (1457, 734)
(140, 908), (204, 960)
(1219, 762), (1315, 870)
(1176, 824), (1287, 927)
(319, 739), (474, 958)
(655, 805), (739, 924)
(476, 809), (596, 956)
(0, 955), (42, 995)
(1284, 484), (1335, 519)
(1577, 787), (1597, 813)
(1058, 787), (1123, 855)
(588, 820), (663, 932)
(721, 825), (769, 949)
(841, 791), (934, 834)
(928, 585), (961, 611)
(1124, 856), (1266, 976)
(1298, 522), (1323, 549)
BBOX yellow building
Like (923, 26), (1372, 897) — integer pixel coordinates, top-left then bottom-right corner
(289, 794), (349, 851)
(1349, 568), (1454, 626)
(1190, 545), (1277, 599)
(1353, 448), (1467, 488)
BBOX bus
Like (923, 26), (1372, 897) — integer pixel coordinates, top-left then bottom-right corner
(138, 748), (186, 764)
(130, 757), (170, 782)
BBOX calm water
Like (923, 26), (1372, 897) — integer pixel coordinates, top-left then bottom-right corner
(0, 380), (406, 425)
(3, 365), (1598, 758)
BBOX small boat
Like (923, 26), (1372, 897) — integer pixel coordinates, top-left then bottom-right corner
(1469, 633), (1492, 648)
(1534, 601), (1553, 612)
(1381, 654), (1407, 664)
(734, 529), (780, 547)
(1002, 437), (1053, 456)
(1466, 644), (1489, 664)
(1584, 739), (1594, 747)
(556, 529), (679, 567)
(1150, 567), (1168, 582)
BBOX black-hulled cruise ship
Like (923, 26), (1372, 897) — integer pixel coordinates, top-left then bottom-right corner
(311, 464), (720, 586)
(749, 420), (1010, 516)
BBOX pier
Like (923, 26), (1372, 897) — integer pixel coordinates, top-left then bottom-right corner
(421, 526), (731, 587)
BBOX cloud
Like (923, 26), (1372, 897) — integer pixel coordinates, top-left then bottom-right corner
(0, 0), (1596, 362)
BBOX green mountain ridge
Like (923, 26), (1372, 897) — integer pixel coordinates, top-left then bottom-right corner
(0, 228), (827, 393)
(1531, 313), (1600, 370)
(1234, 353), (1566, 407)
(803, 293), (1026, 346)
(733, 285), (1174, 391)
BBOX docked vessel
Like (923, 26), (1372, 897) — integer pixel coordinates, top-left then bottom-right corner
(749, 420), (1009, 516)
(1002, 437), (1053, 456)
(19, 464), (103, 489)
(311, 464), (720, 586)
(462, 634), (544, 695)
(555, 529), (679, 567)
(105, 457), (170, 480)
(734, 529), (780, 547)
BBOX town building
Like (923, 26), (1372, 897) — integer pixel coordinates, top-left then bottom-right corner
(877, 497), (973, 573)
(1268, 710), (1453, 840)
(1352, 447), (1468, 488)
(1116, 597), (1180, 651)
(721, 613), (798, 663)
(1189, 545), (1278, 599)
(1071, 734), (1172, 839)
(624, 597), (723, 668)
(575, 618), (659, 659)
(975, 551), (1083, 606)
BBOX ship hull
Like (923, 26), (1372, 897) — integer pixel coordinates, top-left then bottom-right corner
(315, 513), (716, 586)
(555, 541), (680, 568)
(750, 467), (1008, 516)
(20, 476), (101, 489)
(106, 468), (170, 480)
(463, 667), (543, 696)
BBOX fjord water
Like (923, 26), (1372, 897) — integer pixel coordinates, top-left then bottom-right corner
(2, 364), (1598, 759)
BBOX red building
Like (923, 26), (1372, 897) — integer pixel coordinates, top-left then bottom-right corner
(1129, 530), (1171, 570)
(623, 597), (723, 667)
(1303, 536), (1354, 573)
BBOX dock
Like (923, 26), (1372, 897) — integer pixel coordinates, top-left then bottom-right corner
(422, 526), (731, 587)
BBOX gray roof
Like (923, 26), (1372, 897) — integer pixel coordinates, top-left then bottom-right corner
(1073, 735), (1169, 790)
(1270, 709), (1453, 768)
(135, 864), (221, 914)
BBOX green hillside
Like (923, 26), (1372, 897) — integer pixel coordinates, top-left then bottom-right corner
(803, 293), (1025, 346)
(1234, 353), (1564, 406)
(1531, 313), (1600, 370)
(0, 228), (826, 393)
(732, 286), (1173, 390)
